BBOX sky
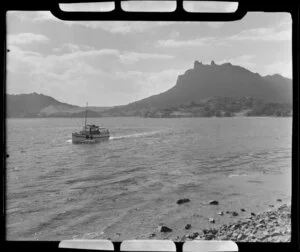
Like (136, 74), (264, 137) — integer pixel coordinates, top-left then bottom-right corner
(6, 3), (292, 107)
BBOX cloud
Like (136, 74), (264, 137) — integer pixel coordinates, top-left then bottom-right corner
(119, 51), (174, 64)
(216, 55), (256, 70)
(7, 43), (181, 106)
(6, 11), (292, 105)
(53, 43), (92, 53)
(156, 36), (228, 48)
(9, 42), (175, 77)
(157, 21), (291, 49)
(7, 43), (176, 103)
(205, 22), (225, 29)
(8, 44), (115, 76)
(114, 68), (183, 100)
(78, 21), (176, 34)
(7, 33), (49, 45)
(157, 38), (204, 48)
(47, 49), (119, 70)
(7, 44), (115, 105)
(169, 30), (180, 39)
(262, 61), (292, 79)
(32, 11), (56, 22)
(229, 27), (291, 42)
(60, 21), (177, 34)
(7, 11), (56, 23)
(9, 11), (176, 34)
(7, 45), (43, 73)
(214, 55), (291, 78)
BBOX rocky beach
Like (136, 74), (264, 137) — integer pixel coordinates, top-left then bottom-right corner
(152, 203), (291, 242)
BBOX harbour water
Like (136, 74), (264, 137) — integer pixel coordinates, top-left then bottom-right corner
(6, 117), (292, 240)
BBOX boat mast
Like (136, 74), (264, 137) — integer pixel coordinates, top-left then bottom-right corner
(84, 102), (88, 128)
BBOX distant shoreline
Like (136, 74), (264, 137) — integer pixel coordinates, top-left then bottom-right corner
(7, 93), (292, 119)
(7, 115), (292, 119)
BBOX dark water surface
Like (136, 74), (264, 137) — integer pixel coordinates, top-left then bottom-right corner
(6, 117), (292, 240)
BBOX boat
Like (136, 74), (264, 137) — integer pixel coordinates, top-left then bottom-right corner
(72, 103), (110, 144)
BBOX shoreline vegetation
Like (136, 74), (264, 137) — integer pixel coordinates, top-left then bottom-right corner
(131, 98), (293, 118)
(151, 204), (291, 242)
(8, 96), (292, 118)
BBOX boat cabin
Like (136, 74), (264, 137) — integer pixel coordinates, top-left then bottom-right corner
(72, 103), (110, 143)
(81, 124), (109, 135)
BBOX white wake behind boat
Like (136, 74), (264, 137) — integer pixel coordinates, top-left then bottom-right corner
(72, 103), (110, 144)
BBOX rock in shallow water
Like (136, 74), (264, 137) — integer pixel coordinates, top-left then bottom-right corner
(158, 225), (172, 233)
(177, 198), (190, 205)
(208, 200), (219, 205)
(187, 232), (199, 239)
(185, 224), (192, 230)
(149, 233), (156, 238)
(232, 211), (239, 216)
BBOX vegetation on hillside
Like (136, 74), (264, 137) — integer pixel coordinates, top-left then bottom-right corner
(138, 97), (292, 118)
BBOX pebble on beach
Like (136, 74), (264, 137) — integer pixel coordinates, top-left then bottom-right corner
(180, 204), (291, 242)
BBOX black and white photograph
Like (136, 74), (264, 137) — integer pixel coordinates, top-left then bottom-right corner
(5, 2), (292, 242)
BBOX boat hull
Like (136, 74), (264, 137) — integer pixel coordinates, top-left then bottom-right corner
(72, 133), (109, 144)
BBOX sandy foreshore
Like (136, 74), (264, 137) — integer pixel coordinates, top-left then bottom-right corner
(151, 204), (291, 242)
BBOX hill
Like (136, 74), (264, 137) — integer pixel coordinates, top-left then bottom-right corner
(105, 61), (292, 116)
(7, 61), (293, 118)
(6, 93), (77, 117)
(6, 93), (111, 118)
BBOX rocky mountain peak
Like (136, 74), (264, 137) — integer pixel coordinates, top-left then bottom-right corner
(193, 60), (204, 69)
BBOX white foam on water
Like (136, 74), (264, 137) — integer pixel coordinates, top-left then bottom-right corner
(228, 173), (248, 178)
(109, 130), (162, 140)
